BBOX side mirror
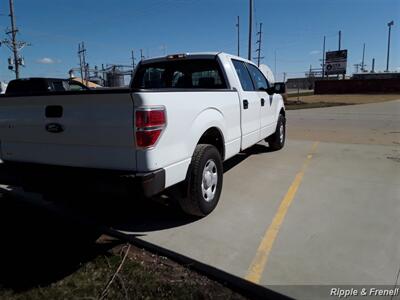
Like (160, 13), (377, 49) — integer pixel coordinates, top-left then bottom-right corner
(273, 82), (286, 94)
(265, 86), (275, 95)
(264, 82), (286, 95)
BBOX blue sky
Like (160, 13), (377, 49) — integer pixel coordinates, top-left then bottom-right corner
(0, 0), (398, 81)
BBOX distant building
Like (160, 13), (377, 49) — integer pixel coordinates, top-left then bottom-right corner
(351, 72), (400, 80)
(286, 77), (321, 90)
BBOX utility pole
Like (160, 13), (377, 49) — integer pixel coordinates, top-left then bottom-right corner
(78, 42), (88, 84)
(78, 43), (84, 84)
(353, 63), (361, 73)
(9, 0), (19, 78)
(85, 63), (89, 83)
(322, 35), (326, 79)
(386, 21), (394, 72)
(140, 49), (145, 60)
(1, 0), (30, 79)
(371, 58), (375, 73)
(248, 0), (253, 60)
(283, 72), (286, 82)
(236, 16), (240, 56)
(255, 23), (263, 66)
(338, 30), (342, 79)
(361, 43), (366, 72)
(131, 49), (135, 69)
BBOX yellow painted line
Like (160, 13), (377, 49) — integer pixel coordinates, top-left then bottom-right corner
(245, 141), (319, 284)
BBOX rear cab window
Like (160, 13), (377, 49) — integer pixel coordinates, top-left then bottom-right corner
(132, 58), (227, 89)
(5, 79), (50, 95)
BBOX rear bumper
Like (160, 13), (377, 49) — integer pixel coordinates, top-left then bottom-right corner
(0, 161), (165, 198)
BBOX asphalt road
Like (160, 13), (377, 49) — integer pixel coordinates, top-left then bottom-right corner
(1, 100), (399, 299)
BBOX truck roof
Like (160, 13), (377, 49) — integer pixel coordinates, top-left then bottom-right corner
(140, 52), (254, 65)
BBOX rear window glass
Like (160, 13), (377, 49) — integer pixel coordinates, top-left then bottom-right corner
(6, 79), (49, 95)
(132, 59), (227, 89)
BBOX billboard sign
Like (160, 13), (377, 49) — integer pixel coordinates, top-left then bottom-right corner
(324, 50), (348, 75)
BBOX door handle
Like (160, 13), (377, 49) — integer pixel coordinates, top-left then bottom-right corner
(261, 98), (265, 106)
(243, 99), (249, 109)
(45, 105), (63, 118)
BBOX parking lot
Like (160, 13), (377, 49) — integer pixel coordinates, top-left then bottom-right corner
(1, 99), (399, 299)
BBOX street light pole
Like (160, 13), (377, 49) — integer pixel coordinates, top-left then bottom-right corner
(322, 35), (326, 79)
(386, 21), (394, 72)
(361, 43), (365, 72)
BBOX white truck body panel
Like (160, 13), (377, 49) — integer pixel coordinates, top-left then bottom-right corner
(133, 90), (241, 186)
(0, 93), (136, 170)
(0, 52), (285, 192)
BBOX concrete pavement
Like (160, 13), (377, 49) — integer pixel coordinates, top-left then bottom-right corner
(1, 99), (399, 299)
(131, 100), (400, 299)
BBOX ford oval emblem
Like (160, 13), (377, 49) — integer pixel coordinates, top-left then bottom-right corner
(46, 123), (64, 133)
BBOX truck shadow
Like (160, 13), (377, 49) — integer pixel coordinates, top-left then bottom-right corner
(0, 191), (121, 292)
(223, 143), (274, 173)
(1, 143), (274, 235)
(0, 143), (273, 292)
(67, 143), (275, 233)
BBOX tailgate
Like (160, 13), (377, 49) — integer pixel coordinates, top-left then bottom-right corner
(0, 92), (136, 171)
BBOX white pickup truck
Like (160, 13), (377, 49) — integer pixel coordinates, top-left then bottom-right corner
(0, 52), (286, 216)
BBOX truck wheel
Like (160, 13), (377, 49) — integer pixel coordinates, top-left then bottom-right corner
(179, 144), (223, 217)
(266, 114), (286, 150)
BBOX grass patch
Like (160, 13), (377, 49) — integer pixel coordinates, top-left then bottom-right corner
(286, 91), (314, 98)
(0, 242), (246, 300)
(285, 100), (351, 110)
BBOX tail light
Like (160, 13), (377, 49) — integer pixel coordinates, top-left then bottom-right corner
(135, 107), (166, 148)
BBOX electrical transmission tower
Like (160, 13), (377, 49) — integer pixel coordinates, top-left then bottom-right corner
(254, 23), (264, 66)
(1, 0), (31, 79)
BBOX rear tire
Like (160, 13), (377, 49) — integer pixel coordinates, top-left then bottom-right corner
(178, 144), (223, 217)
(266, 113), (286, 150)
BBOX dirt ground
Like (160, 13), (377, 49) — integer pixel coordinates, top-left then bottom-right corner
(292, 93), (400, 104)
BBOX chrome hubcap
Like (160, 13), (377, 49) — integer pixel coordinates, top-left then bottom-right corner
(279, 123), (284, 144)
(201, 159), (218, 202)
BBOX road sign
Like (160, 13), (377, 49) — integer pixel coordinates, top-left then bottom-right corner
(324, 50), (348, 75)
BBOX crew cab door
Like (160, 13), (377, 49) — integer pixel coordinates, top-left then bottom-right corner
(246, 63), (275, 139)
(231, 60), (260, 150)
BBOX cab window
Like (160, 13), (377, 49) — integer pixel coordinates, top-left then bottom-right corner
(246, 64), (269, 90)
